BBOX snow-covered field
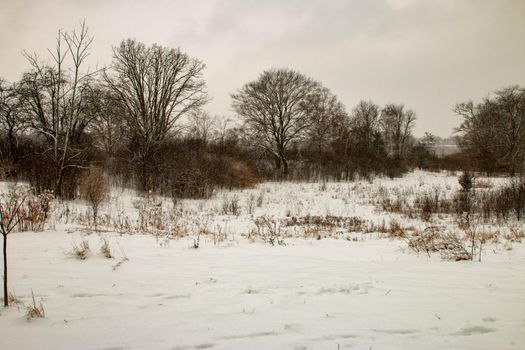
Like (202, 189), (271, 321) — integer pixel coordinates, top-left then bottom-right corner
(1, 171), (524, 349)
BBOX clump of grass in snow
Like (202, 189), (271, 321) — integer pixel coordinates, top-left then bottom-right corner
(100, 237), (113, 258)
(67, 239), (91, 260)
(2, 290), (23, 310)
(25, 290), (45, 320)
(387, 218), (405, 238)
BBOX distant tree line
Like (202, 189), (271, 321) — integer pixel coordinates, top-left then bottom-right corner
(0, 22), (522, 199)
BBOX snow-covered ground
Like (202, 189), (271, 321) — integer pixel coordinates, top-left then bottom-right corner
(1, 171), (524, 349)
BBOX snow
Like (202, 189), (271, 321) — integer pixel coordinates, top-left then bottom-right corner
(1, 171), (524, 349)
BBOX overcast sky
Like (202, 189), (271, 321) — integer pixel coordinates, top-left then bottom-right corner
(1, 0), (524, 137)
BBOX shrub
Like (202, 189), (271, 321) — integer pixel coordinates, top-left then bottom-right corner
(458, 172), (473, 192)
(78, 166), (109, 223)
(18, 190), (54, 232)
(18, 142), (88, 200)
(245, 194), (256, 215)
(387, 218), (405, 238)
(406, 227), (471, 261)
(413, 189), (449, 221)
(506, 177), (525, 221)
(480, 177), (525, 222)
(253, 216), (286, 245)
(110, 138), (260, 200)
(219, 158), (260, 190)
(222, 195), (240, 216)
(453, 190), (473, 215)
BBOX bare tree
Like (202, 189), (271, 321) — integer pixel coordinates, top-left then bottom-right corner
(105, 39), (208, 189)
(412, 132), (438, 168)
(17, 21), (97, 197)
(0, 79), (25, 164)
(231, 68), (323, 176)
(495, 86), (525, 175)
(188, 110), (216, 143)
(346, 100), (387, 174)
(456, 85), (525, 174)
(352, 100), (381, 149)
(380, 104), (416, 160)
(303, 86), (348, 154)
(1, 187), (27, 307)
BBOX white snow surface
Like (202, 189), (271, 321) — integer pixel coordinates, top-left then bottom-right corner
(1, 171), (524, 349)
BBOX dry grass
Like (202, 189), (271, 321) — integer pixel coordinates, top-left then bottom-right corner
(100, 237), (113, 258)
(6, 291), (24, 309)
(18, 189), (54, 232)
(68, 239), (91, 260)
(505, 227), (525, 243)
(222, 195), (240, 216)
(478, 230), (500, 244)
(253, 216), (287, 245)
(25, 290), (45, 320)
(9, 291), (22, 304)
(387, 219), (406, 238)
(474, 179), (493, 189)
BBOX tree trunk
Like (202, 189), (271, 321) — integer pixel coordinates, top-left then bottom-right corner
(138, 152), (150, 192)
(7, 127), (18, 164)
(3, 234), (7, 307)
(55, 167), (64, 198)
(282, 157), (289, 177)
(274, 156), (281, 173)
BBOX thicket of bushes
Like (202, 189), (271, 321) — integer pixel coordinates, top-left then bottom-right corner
(109, 137), (259, 199)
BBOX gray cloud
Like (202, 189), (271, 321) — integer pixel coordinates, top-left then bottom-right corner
(1, 0), (524, 137)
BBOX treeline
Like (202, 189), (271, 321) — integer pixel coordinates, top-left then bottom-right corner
(0, 23), (523, 199)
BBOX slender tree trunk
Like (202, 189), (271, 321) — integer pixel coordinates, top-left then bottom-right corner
(55, 167), (64, 198)
(3, 234), (7, 307)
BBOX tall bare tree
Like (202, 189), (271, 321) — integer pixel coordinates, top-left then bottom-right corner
(352, 100), (381, 150)
(17, 21), (97, 197)
(303, 86), (348, 155)
(380, 104), (416, 160)
(493, 86), (525, 175)
(455, 85), (525, 174)
(347, 100), (386, 173)
(232, 68), (325, 176)
(104, 39), (208, 189)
